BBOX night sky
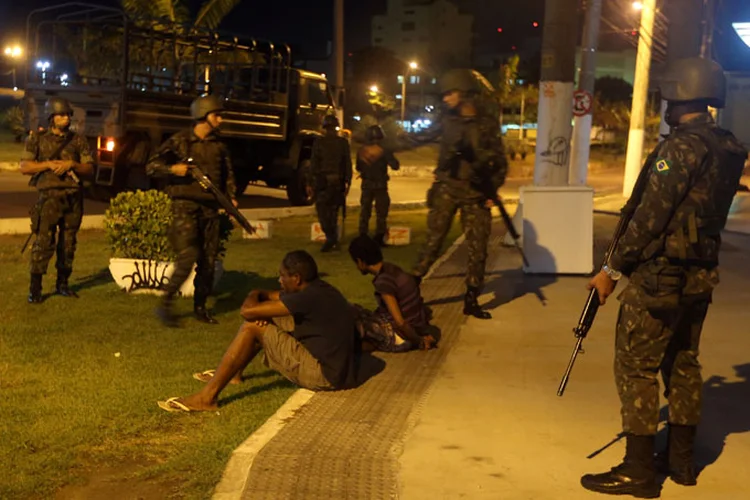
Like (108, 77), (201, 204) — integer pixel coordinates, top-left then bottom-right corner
(1, 0), (748, 69)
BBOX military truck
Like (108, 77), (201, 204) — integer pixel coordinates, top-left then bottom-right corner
(23, 3), (337, 205)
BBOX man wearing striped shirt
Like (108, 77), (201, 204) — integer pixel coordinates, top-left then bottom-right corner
(348, 235), (437, 352)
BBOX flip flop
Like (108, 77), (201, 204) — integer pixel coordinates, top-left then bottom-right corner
(157, 397), (192, 413)
(193, 370), (215, 383)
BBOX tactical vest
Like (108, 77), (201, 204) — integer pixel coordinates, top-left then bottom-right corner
(660, 126), (747, 268)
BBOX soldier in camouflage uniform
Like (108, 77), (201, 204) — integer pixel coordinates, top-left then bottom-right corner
(356, 125), (400, 245)
(20, 97), (95, 303)
(582, 57), (747, 498)
(310, 115), (352, 252)
(147, 95), (237, 327)
(411, 69), (508, 319)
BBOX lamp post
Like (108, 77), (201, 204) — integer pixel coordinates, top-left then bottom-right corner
(36, 60), (51, 84)
(4, 45), (23, 89)
(622, 0), (656, 198)
(401, 61), (418, 127)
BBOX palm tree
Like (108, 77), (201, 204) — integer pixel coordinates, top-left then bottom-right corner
(120, 0), (242, 30)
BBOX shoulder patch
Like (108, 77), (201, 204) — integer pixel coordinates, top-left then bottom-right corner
(654, 158), (671, 174)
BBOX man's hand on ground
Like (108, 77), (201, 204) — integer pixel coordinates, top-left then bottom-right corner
(420, 335), (437, 351)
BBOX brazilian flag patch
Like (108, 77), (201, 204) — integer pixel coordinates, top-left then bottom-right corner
(654, 158), (671, 174)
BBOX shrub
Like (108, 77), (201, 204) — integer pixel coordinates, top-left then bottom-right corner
(103, 189), (232, 261)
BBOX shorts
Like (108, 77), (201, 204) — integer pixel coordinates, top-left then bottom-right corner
(261, 316), (334, 391)
(352, 304), (413, 353)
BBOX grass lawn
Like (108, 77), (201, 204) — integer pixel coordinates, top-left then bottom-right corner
(0, 209), (461, 499)
(0, 130), (23, 163)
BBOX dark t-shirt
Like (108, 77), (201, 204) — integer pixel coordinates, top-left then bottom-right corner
(280, 279), (358, 389)
(373, 262), (428, 328)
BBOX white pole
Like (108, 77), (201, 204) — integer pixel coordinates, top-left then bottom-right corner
(623, 0), (656, 198)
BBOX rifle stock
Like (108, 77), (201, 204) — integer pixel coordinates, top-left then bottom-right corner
(185, 159), (256, 236)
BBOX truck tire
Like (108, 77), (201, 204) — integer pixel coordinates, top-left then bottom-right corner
(286, 159), (313, 206)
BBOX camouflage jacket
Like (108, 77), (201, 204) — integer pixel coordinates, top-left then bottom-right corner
(420, 111), (508, 194)
(355, 143), (400, 190)
(146, 130), (236, 203)
(611, 114), (747, 299)
(310, 133), (352, 188)
(22, 130), (94, 191)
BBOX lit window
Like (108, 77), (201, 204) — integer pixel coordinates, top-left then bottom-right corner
(397, 75), (404, 84)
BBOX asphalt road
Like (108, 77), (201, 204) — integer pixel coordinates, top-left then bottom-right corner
(0, 169), (626, 219)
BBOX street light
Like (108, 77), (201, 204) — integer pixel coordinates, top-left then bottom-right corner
(36, 60), (51, 84)
(401, 61), (418, 126)
(4, 45), (23, 89)
(632, 1), (643, 10)
(370, 85), (379, 93)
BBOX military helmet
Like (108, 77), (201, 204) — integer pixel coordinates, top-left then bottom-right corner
(322, 114), (340, 129)
(190, 95), (225, 121)
(365, 125), (385, 142)
(44, 97), (73, 121)
(658, 57), (726, 108)
(440, 69), (482, 95)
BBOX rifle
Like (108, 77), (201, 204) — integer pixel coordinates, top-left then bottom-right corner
(556, 146), (662, 397)
(185, 158), (256, 236)
(485, 190), (529, 268)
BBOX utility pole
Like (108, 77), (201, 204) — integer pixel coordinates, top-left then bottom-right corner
(569, 0), (602, 186)
(334, 0), (345, 127)
(659, 0), (705, 138)
(533, 0), (580, 186)
(622, 0), (656, 198)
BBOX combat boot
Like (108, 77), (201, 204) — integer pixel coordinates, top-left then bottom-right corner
(28, 273), (43, 304)
(156, 295), (179, 328)
(463, 286), (491, 319)
(55, 272), (79, 298)
(581, 434), (661, 498)
(320, 240), (338, 253)
(655, 424), (697, 486)
(194, 305), (219, 325)
(374, 233), (388, 247)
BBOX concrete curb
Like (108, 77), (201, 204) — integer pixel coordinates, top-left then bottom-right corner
(0, 200), (431, 235)
(212, 389), (316, 500)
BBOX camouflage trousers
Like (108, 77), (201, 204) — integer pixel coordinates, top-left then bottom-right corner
(315, 184), (343, 243)
(30, 189), (83, 276)
(359, 187), (390, 237)
(412, 181), (491, 289)
(615, 300), (709, 435)
(166, 199), (220, 306)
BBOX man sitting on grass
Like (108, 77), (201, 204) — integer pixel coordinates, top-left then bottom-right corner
(158, 250), (359, 412)
(348, 234), (437, 353)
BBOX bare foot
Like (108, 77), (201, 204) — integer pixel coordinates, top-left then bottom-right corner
(178, 393), (219, 412)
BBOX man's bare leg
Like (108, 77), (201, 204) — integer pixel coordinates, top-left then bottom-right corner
(178, 321), (265, 411)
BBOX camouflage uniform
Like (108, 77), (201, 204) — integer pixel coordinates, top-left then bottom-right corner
(356, 143), (400, 239)
(412, 112), (508, 291)
(310, 131), (352, 248)
(609, 113), (746, 437)
(24, 131), (93, 278)
(146, 130), (236, 311)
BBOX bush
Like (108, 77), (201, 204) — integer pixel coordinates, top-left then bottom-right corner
(104, 189), (232, 261)
(0, 105), (26, 141)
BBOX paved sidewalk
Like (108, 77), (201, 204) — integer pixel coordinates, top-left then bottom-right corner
(398, 220), (750, 499)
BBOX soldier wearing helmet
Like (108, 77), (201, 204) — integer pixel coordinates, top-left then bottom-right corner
(146, 94), (237, 327)
(19, 97), (95, 303)
(355, 124), (400, 245)
(310, 114), (352, 252)
(411, 68), (508, 319)
(581, 57), (747, 498)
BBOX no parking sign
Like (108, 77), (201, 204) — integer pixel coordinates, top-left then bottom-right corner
(572, 90), (593, 117)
